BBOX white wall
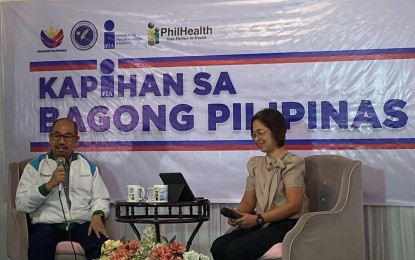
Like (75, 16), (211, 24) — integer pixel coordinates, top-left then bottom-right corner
(1, 0), (6, 257)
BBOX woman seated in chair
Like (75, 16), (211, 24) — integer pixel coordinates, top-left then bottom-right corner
(210, 108), (309, 260)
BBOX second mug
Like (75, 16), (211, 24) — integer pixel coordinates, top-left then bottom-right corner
(147, 184), (168, 202)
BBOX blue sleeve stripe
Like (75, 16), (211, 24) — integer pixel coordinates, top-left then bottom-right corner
(78, 153), (96, 176)
(29, 154), (47, 171)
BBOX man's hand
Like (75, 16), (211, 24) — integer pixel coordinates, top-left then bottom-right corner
(45, 167), (65, 191)
(88, 215), (110, 239)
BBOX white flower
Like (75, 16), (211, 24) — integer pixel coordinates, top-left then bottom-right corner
(183, 250), (210, 260)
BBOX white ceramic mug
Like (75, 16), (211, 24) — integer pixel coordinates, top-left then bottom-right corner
(127, 185), (146, 202)
(147, 184), (168, 202)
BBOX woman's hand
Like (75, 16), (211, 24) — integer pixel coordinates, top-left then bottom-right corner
(234, 212), (257, 229)
(227, 217), (238, 226)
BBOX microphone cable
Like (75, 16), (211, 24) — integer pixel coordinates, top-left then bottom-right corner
(58, 188), (78, 260)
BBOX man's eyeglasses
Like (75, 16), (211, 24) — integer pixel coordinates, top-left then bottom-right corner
(251, 129), (268, 139)
(50, 133), (76, 142)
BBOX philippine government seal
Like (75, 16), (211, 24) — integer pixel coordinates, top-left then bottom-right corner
(71, 20), (98, 51)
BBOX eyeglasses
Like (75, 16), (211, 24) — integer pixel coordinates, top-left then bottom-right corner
(251, 129), (268, 139)
(50, 133), (76, 142)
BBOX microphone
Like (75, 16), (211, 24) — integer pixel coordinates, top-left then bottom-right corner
(56, 157), (65, 191)
(220, 207), (242, 219)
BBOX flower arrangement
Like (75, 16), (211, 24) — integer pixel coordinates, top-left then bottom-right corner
(100, 226), (210, 260)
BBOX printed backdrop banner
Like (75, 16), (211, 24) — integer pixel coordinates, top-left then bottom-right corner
(2, 0), (415, 205)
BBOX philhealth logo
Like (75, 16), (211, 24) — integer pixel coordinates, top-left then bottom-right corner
(40, 24), (64, 48)
(147, 22), (159, 46)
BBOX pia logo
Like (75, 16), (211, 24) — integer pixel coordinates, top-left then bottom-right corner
(40, 24), (64, 48)
(147, 22), (159, 46)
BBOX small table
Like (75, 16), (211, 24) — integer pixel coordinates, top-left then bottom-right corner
(115, 199), (210, 251)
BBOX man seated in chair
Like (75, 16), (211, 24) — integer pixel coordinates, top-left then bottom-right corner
(16, 118), (110, 260)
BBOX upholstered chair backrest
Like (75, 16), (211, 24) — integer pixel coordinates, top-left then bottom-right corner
(304, 154), (360, 212)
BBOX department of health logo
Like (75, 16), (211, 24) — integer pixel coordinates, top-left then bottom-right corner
(71, 20), (98, 51)
(40, 24), (64, 48)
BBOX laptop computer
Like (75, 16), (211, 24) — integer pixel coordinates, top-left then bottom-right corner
(159, 172), (203, 202)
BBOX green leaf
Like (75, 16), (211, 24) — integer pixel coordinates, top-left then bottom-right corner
(169, 235), (176, 244)
(162, 236), (169, 243)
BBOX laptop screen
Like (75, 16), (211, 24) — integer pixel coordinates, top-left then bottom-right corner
(159, 172), (198, 202)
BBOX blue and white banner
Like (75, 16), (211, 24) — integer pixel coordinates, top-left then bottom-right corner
(2, 0), (415, 205)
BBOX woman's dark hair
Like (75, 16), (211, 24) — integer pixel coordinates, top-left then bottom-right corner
(250, 108), (287, 147)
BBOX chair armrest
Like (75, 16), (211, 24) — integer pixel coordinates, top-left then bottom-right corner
(282, 211), (361, 259)
(282, 167), (365, 260)
(7, 207), (29, 260)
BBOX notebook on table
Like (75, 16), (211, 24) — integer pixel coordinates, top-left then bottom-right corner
(159, 172), (203, 202)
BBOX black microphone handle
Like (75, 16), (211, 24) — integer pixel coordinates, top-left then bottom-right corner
(220, 207), (241, 219)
